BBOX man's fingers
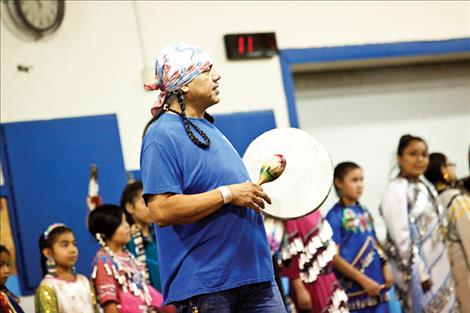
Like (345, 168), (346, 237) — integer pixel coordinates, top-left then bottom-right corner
(252, 196), (265, 209)
(249, 202), (262, 214)
(257, 191), (272, 205)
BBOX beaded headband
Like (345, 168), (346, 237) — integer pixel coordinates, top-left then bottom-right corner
(44, 223), (66, 241)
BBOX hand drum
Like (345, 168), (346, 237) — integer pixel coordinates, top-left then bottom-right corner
(243, 128), (333, 219)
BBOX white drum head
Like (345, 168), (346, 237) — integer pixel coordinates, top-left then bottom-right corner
(242, 128), (333, 219)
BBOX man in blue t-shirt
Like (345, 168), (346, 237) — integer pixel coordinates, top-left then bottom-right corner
(140, 42), (285, 312)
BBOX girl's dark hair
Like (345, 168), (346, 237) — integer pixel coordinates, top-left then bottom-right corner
(120, 180), (143, 225)
(88, 204), (125, 240)
(397, 134), (427, 156)
(142, 90), (214, 149)
(333, 162), (361, 196)
(0, 245), (10, 255)
(424, 152), (448, 185)
(38, 224), (72, 276)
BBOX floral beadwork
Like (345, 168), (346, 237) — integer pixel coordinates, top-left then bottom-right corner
(341, 208), (373, 233)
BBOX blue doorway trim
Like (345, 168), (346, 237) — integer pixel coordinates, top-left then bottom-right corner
(279, 37), (470, 128)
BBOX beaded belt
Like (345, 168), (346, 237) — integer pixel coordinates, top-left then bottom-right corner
(424, 276), (455, 313)
(347, 293), (389, 311)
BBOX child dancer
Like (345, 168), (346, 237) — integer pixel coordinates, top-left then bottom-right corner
(272, 210), (349, 313)
(381, 135), (456, 313)
(425, 152), (470, 312)
(88, 204), (167, 313)
(326, 162), (393, 313)
(121, 181), (162, 292)
(35, 223), (97, 313)
(0, 245), (24, 313)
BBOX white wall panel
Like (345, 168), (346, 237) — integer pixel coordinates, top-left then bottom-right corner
(295, 62), (470, 238)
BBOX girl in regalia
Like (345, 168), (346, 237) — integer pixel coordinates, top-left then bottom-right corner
(35, 223), (98, 313)
(88, 204), (169, 313)
(0, 245), (24, 313)
(380, 135), (457, 313)
(121, 180), (162, 292)
(326, 162), (393, 313)
(425, 152), (469, 312)
(265, 210), (349, 313)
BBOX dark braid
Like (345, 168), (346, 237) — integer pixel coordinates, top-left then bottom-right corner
(142, 90), (214, 148)
(175, 91), (211, 149)
(204, 112), (214, 123)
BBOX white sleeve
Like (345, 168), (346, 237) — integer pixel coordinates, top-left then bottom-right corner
(381, 180), (430, 282)
(381, 180), (412, 264)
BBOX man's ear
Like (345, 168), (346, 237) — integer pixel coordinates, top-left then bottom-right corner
(180, 85), (189, 93)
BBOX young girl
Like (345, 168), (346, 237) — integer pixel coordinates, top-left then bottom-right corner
(121, 181), (162, 292)
(35, 223), (97, 313)
(326, 162), (393, 313)
(269, 210), (349, 313)
(88, 204), (166, 313)
(425, 152), (470, 312)
(380, 135), (456, 313)
(0, 245), (24, 313)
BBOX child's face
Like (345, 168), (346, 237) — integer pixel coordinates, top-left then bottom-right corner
(0, 252), (11, 286)
(109, 214), (131, 246)
(336, 168), (364, 201)
(45, 232), (78, 271)
(398, 140), (429, 179)
(127, 192), (153, 225)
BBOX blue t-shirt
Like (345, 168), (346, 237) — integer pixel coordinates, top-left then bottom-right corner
(326, 202), (385, 295)
(140, 113), (273, 304)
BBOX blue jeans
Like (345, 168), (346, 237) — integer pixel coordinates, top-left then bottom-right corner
(173, 280), (287, 313)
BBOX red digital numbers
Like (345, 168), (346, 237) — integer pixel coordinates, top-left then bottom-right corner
(238, 36), (254, 55)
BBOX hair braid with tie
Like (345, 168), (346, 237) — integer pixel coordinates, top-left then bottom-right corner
(175, 90), (211, 149)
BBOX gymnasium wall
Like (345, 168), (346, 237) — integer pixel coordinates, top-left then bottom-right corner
(2, 1), (469, 170)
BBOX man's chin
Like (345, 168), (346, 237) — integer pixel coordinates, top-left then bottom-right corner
(205, 98), (220, 108)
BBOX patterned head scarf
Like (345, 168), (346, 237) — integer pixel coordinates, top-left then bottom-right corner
(144, 42), (212, 117)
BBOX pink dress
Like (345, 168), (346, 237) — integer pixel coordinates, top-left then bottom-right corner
(282, 210), (348, 313)
(93, 249), (164, 313)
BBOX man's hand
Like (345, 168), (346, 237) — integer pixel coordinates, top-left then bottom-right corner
(228, 182), (272, 213)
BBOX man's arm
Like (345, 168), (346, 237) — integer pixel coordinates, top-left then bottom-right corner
(148, 182), (272, 227)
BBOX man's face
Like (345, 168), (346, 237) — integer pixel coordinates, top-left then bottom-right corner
(185, 66), (221, 108)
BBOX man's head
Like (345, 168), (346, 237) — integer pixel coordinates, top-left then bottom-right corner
(143, 43), (221, 149)
(180, 65), (221, 110)
(145, 42), (221, 116)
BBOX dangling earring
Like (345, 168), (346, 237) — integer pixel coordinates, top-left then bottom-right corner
(96, 233), (106, 248)
(443, 172), (450, 182)
(46, 256), (57, 275)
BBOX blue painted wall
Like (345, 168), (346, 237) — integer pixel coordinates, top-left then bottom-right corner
(1, 114), (128, 294)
